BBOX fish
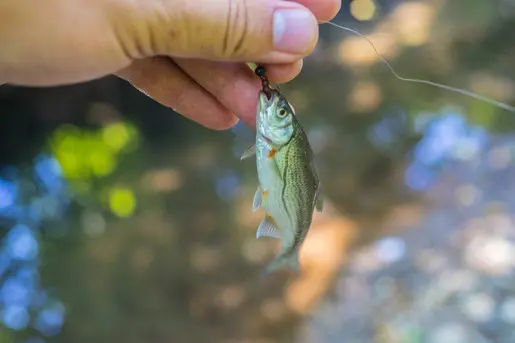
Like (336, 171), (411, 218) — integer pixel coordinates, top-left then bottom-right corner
(241, 87), (324, 274)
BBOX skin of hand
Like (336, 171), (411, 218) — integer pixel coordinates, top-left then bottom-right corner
(0, 0), (341, 130)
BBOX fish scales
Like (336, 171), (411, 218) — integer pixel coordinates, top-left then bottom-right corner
(276, 126), (317, 247)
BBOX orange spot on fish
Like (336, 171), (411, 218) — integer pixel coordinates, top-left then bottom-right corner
(268, 148), (276, 158)
(262, 190), (268, 198)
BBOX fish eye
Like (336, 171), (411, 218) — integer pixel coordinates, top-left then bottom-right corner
(277, 108), (287, 118)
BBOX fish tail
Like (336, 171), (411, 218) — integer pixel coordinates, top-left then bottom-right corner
(264, 250), (300, 275)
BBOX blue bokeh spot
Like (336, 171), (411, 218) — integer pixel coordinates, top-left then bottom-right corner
(6, 224), (38, 261)
(3, 305), (30, 331)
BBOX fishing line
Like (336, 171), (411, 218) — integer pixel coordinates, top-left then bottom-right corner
(325, 21), (515, 114)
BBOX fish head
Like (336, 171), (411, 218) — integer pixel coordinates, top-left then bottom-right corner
(256, 89), (295, 146)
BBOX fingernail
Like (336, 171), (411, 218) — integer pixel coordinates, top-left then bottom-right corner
(273, 7), (317, 54)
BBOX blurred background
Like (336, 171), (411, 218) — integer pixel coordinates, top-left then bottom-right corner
(1, 0), (515, 342)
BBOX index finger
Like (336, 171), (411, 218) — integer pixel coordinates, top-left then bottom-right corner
(293, 0), (341, 22)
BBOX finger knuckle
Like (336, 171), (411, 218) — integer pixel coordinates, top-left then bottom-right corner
(220, 0), (251, 58)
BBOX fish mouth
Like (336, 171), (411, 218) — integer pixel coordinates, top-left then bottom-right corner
(257, 90), (277, 144)
(259, 90), (277, 104)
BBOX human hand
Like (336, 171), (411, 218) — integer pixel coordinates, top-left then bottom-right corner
(0, 0), (340, 129)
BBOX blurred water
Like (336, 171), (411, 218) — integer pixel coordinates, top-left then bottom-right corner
(301, 129), (515, 343)
(0, 155), (69, 341)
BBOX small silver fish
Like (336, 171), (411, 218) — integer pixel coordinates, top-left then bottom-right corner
(241, 88), (323, 274)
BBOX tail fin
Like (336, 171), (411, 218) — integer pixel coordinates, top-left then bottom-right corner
(263, 250), (300, 276)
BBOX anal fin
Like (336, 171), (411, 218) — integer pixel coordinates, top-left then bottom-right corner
(256, 215), (281, 239)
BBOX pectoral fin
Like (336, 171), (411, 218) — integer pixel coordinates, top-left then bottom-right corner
(240, 144), (256, 160)
(256, 215), (281, 239)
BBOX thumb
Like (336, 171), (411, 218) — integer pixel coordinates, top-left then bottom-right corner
(110, 0), (319, 64)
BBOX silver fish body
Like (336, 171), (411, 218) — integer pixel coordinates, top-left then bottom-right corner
(242, 89), (323, 273)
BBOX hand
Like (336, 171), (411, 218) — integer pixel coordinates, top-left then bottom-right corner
(0, 0), (340, 129)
